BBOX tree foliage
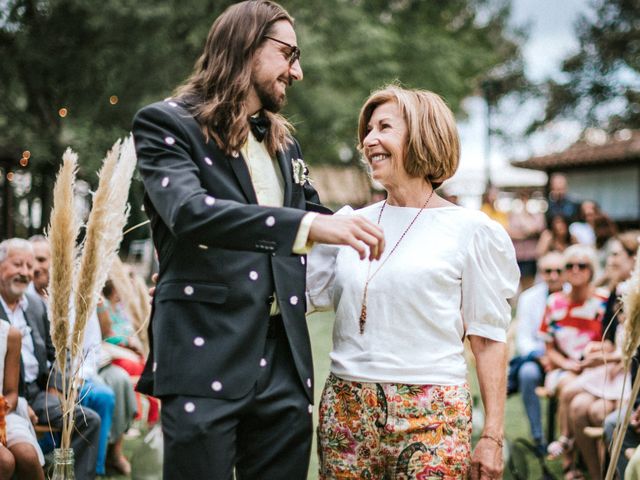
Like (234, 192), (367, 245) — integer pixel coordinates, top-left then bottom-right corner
(0, 0), (524, 236)
(533, 0), (640, 132)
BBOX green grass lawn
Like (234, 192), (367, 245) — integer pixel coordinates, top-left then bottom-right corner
(101, 310), (566, 479)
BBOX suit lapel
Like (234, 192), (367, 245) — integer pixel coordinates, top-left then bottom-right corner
(276, 149), (293, 207)
(22, 305), (47, 372)
(228, 152), (259, 205)
(0, 303), (8, 322)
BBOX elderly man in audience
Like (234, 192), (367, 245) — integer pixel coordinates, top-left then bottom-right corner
(509, 251), (565, 454)
(0, 238), (101, 480)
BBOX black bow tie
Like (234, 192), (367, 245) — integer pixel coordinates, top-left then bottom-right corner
(249, 115), (270, 142)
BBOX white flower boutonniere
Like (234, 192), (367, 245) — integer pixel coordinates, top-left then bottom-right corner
(292, 158), (310, 186)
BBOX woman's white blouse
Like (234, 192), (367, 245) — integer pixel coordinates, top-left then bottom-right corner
(306, 202), (520, 385)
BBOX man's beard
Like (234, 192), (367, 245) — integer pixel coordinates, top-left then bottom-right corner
(9, 276), (29, 297)
(254, 78), (287, 113)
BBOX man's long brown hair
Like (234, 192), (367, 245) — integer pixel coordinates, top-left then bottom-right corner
(175, 0), (294, 157)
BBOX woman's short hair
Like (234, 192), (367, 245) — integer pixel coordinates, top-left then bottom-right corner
(357, 85), (459, 188)
(563, 244), (599, 281)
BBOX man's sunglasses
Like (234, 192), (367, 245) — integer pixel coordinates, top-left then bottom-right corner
(542, 268), (563, 275)
(264, 35), (301, 65)
(565, 262), (590, 271)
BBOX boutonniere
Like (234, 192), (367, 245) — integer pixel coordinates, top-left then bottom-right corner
(291, 158), (310, 186)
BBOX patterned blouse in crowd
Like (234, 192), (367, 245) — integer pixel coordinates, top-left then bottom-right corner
(539, 287), (609, 360)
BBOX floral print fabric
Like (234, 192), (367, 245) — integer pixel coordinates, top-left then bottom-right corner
(318, 373), (472, 479)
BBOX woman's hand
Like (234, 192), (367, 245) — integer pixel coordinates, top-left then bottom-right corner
(471, 435), (503, 479)
(562, 358), (582, 373)
(127, 336), (144, 356)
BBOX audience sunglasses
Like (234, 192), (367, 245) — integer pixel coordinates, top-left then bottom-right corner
(264, 35), (301, 65)
(542, 268), (563, 275)
(565, 262), (590, 271)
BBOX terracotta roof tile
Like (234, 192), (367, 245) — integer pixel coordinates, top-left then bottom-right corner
(512, 130), (640, 171)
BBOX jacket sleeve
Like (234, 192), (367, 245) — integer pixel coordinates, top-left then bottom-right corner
(133, 103), (308, 255)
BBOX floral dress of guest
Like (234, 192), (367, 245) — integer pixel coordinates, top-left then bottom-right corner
(539, 288), (609, 393)
(0, 320), (44, 465)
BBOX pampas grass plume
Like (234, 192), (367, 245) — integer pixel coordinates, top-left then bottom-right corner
(48, 149), (80, 375)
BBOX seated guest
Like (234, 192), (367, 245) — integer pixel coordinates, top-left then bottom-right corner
(561, 294), (628, 480)
(536, 214), (577, 258)
(0, 238), (100, 480)
(98, 280), (159, 425)
(569, 200), (598, 246)
(599, 232), (640, 478)
(509, 251), (565, 453)
(541, 245), (608, 473)
(0, 319), (44, 479)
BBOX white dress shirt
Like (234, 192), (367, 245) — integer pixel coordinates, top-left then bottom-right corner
(0, 294), (39, 382)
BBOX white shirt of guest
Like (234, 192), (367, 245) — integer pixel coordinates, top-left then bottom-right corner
(515, 281), (549, 356)
(307, 202), (520, 386)
(0, 294), (39, 383)
(29, 284), (103, 380)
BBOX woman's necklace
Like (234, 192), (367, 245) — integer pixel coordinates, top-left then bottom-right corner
(358, 188), (435, 334)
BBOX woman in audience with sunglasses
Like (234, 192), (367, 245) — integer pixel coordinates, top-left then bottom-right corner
(540, 245), (609, 476)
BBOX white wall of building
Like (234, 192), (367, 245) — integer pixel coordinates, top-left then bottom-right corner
(566, 165), (640, 220)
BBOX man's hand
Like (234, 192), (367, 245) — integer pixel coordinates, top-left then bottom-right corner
(308, 214), (385, 261)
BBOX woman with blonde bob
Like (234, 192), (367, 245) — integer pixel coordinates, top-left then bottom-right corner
(307, 85), (519, 479)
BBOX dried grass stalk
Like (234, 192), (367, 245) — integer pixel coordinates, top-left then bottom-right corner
(48, 149), (80, 369)
(108, 257), (151, 355)
(71, 135), (136, 359)
(132, 273), (151, 355)
(47, 149), (82, 446)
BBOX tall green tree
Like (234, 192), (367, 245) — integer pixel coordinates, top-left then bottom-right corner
(1, 0), (524, 238)
(532, 0), (640, 132)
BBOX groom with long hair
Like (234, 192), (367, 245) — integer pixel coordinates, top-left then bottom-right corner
(132, 1), (384, 478)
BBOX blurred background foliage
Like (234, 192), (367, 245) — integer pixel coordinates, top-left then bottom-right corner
(1, 0), (528, 239)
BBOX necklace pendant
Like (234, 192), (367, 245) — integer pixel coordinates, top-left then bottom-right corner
(359, 304), (367, 334)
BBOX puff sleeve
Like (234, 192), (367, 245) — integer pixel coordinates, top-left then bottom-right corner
(461, 219), (520, 342)
(305, 206), (355, 313)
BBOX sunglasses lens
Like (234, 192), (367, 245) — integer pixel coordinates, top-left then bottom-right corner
(565, 263), (589, 271)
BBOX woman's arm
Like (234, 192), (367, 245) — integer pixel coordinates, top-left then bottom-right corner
(3, 327), (21, 413)
(469, 335), (506, 480)
(545, 340), (581, 373)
